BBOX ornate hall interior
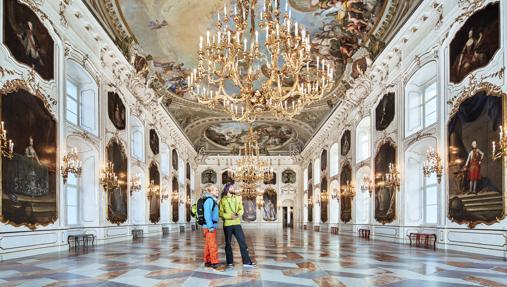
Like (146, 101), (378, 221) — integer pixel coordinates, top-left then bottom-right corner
(0, 0), (506, 286)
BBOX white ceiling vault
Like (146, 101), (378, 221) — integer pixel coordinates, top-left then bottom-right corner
(84, 0), (421, 155)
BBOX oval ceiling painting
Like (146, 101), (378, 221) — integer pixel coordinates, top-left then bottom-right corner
(205, 122), (295, 151)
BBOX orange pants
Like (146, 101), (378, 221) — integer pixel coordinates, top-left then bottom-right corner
(203, 228), (219, 264)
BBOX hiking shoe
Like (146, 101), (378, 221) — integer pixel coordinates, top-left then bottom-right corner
(211, 263), (225, 271)
(204, 262), (212, 268)
(226, 263), (234, 269)
(243, 262), (257, 268)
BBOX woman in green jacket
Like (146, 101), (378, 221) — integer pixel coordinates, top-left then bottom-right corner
(219, 183), (256, 268)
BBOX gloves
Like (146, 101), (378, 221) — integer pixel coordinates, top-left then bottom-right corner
(208, 227), (215, 233)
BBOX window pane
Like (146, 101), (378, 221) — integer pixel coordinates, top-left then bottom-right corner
(426, 185), (438, 205)
(407, 91), (422, 134)
(424, 82), (437, 102)
(66, 80), (78, 99)
(67, 186), (78, 206)
(67, 173), (77, 185)
(80, 89), (96, 133)
(66, 97), (78, 124)
(425, 204), (437, 224)
(67, 206), (78, 225)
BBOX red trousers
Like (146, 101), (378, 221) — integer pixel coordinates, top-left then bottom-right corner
(203, 228), (219, 264)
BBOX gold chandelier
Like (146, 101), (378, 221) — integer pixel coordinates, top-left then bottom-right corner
(188, 0), (334, 122)
(0, 121), (14, 159)
(231, 127), (273, 185)
(340, 180), (355, 198)
(61, 148), (82, 184)
(423, 146), (443, 183)
(385, 163), (400, 191)
(360, 175), (373, 196)
(100, 161), (119, 191)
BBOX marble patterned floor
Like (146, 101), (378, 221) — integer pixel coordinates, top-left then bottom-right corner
(0, 228), (506, 287)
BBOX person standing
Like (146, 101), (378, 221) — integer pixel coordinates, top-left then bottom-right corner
(219, 183), (256, 268)
(202, 185), (223, 271)
(464, 140), (484, 194)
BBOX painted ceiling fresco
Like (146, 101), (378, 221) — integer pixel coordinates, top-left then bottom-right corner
(85, 0), (421, 154)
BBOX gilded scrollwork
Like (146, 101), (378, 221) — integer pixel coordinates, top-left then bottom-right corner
(0, 72), (56, 118)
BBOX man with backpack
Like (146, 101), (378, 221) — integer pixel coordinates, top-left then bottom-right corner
(197, 185), (223, 271)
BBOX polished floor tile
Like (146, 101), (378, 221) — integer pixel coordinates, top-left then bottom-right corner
(0, 228), (506, 287)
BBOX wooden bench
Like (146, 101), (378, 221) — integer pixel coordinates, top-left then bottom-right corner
(358, 229), (370, 240)
(330, 227), (339, 234)
(67, 234), (95, 250)
(162, 227), (169, 235)
(132, 229), (143, 239)
(407, 233), (436, 250)
(313, 226), (320, 232)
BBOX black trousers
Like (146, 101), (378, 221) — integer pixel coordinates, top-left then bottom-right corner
(224, 224), (252, 264)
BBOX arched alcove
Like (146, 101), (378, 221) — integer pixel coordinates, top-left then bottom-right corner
(66, 136), (99, 226)
(355, 166), (371, 224)
(405, 137), (438, 226)
(130, 166), (146, 225)
(131, 116), (145, 161)
(329, 180), (340, 224)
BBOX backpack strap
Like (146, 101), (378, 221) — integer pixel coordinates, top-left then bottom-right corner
(204, 196), (217, 223)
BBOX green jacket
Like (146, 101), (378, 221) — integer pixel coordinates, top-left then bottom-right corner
(219, 195), (243, 227)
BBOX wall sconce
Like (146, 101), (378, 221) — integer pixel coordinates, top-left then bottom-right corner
(331, 188), (339, 200)
(61, 148), (82, 184)
(0, 121), (14, 159)
(130, 174), (141, 195)
(340, 180), (356, 198)
(423, 146), (443, 183)
(161, 188), (169, 202)
(256, 195), (264, 210)
(385, 163), (400, 191)
(492, 125), (506, 160)
(185, 195), (192, 205)
(100, 161), (119, 191)
(361, 175), (373, 196)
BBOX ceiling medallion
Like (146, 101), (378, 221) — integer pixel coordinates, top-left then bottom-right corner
(188, 0), (334, 122)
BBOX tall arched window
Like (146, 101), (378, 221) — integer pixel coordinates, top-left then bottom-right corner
(65, 60), (98, 135)
(131, 117), (145, 161)
(330, 143), (339, 176)
(356, 117), (371, 163)
(160, 143), (170, 176)
(405, 62), (437, 137)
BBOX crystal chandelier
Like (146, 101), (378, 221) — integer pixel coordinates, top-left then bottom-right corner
(385, 163), (400, 191)
(147, 180), (160, 199)
(241, 182), (261, 199)
(130, 174), (142, 195)
(423, 146), (443, 183)
(61, 148), (82, 184)
(340, 180), (355, 198)
(0, 121), (14, 159)
(188, 0), (334, 122)
(231, 127), (273, 185)
(100, 161), (119, 191)
(492, 125), (507, 160)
